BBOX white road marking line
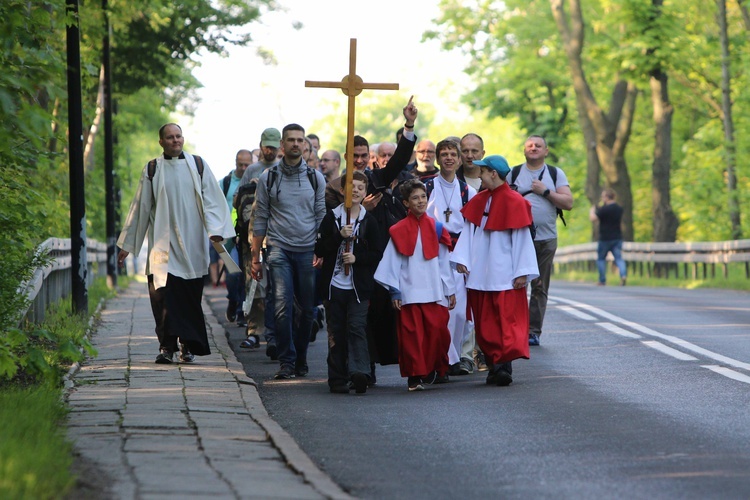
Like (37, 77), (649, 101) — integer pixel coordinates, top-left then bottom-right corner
(642, 341), (698, 361)
(557, 305), (597, 321)
(596, 322), (642, 339)
(553, 295), (750, 371)
(702, 365), (750, 384)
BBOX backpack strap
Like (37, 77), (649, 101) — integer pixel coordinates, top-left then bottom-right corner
(222, 174), (232, 196)
(147, 155), (204, 181)
(266, 164), (319, 193)
(458, 179), (469, 206)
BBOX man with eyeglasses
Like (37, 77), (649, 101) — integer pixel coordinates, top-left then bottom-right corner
(413, 139), (439, 182)
(319, 150), (341, 183)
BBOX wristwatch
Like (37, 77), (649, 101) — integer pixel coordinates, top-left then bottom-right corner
(543, 189), (550, 198)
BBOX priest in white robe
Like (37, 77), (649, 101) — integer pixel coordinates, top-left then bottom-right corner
(450, 155), (538, 386)
(117, 123), (235, 363)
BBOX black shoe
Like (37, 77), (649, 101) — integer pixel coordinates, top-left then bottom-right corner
(266, 344), (278, 360)
(448, 362), (462, 376)
(329, 384), (350, 394)
(351, 372), (368, 394)
(294, 362), (309, 377)
(274, 365), (295, 380)
(236, 312), (247, 327)
(309, 322), (318, 343)
(433, 373), (450, 384)
(178, 344), (194, 363)
(487, 364), (513, 386)
(421, 371), (437, 385)
(529, 333), (540, 346)
(155, 349), (174, 364)
(226, 300), (238, 322)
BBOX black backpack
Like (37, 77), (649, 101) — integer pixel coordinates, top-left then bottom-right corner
(509, 164), (567, 226)
(147, 155), (204, 181)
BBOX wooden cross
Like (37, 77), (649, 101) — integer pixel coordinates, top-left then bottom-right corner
(305, 38), (399, 210)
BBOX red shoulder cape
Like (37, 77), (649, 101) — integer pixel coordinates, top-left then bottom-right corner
(460, 182), (533, 231)
(389, 212), (452, 259)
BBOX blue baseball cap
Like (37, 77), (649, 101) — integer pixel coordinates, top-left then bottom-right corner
(473, 155), (510, 180)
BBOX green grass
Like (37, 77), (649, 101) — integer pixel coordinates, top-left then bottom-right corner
(554, 261), (750, 291)
(0, 273), (128, 499)
(0, 386), (74, 499)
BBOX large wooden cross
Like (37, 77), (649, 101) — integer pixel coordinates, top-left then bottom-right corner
(305, 38), (399, 210)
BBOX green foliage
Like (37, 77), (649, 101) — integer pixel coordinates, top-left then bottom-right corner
(430, 0), (750, 244)
(0, 386), (74, 499)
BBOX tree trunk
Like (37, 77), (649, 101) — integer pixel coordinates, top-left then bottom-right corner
(550, 0), (636, 241)
(737, 0), (750, 30)
(83, 64), (105, 173)
(649, 0), (679, 242)
(717, 0), (742, 239)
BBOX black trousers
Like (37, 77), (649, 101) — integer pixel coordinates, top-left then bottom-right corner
(148, 274), (210, 355)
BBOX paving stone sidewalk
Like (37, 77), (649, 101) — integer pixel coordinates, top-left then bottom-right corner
(66, 282), (351, 499)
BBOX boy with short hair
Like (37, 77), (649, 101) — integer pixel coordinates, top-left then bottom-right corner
(315, 171), (382, 394)
(374, 179), (456, 392)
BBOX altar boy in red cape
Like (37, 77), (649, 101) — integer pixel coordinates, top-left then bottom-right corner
(374, 179), (456, 392)
(450, 155), (539, 386)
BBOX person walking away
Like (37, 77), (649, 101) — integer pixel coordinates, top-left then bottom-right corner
(589, 188), (627, 286)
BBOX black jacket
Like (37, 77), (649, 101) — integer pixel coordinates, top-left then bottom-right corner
(315, 209), (382, 302)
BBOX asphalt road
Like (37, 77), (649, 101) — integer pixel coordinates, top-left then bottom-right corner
(213, 281), (750, 499)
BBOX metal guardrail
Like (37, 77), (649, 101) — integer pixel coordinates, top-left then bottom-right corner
(555, 239), (750, 279)
(20, 238), (108, 324)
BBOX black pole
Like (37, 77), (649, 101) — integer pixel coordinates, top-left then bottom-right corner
(67, 0), (88, 314)
(103, 0), (117, 288)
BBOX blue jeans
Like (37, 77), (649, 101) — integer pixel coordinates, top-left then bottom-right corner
(597, 239), (627, 284)
(267, 246), (315, 368)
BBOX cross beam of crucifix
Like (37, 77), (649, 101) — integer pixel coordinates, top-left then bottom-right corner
(305, 38), (399, 210)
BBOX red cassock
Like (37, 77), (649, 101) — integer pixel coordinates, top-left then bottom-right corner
(459, 183), (535, 366)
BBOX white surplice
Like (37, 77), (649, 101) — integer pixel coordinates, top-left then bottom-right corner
(374, 226), (455, 306)
(118, 153), (235, 289)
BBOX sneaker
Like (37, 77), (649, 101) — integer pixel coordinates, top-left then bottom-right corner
(448, 363), (462, 376)
(475, 351), (488, 372)
(294, 362), (309, 377)
(225, 300), (238, 322)
(274, 365), (295, 380)
(351, 372), (368, 394)
(421, 371), (437, 385)
(266, 344), (278, 360)
(155, 349), (174, 364)
(620, 277), (627, 286)
(236, 312), (247, 327)
(433, 373), (450, 384)
(179, 344), (195, 363)
(407, 376), (424, 392)
(240, 335), (259, 349)
(458, 357), (474, 375)
(329, 384), (350, 394)
(529, 333), (540, 346)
